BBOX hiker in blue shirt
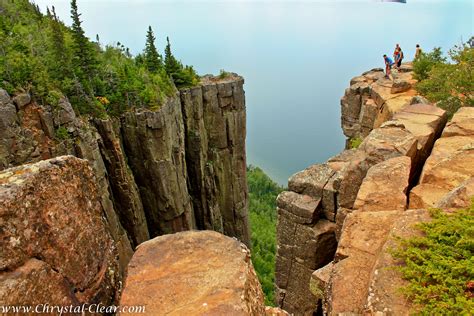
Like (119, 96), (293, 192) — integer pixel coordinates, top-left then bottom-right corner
(383, 54), (394, 78)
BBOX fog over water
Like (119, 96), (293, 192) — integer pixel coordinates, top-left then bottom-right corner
(36, 0), (473, 184)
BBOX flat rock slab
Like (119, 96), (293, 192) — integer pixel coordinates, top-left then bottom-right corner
(119, 230), (266, 316)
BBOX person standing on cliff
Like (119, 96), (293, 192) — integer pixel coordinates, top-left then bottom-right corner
(394, 46), (403, 70)
(415, 44), (422, 59)
(393, 44), (400, 62)
(383, 54), (394, 79)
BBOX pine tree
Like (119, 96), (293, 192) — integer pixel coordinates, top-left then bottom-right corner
(48, 6), (70, 80)
(164, 36), (198, 88)
(70, 0), (96, 87)
(164, 36), (181, 77)
(144, 26), (162, 73)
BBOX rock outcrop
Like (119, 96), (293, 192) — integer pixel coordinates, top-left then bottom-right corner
(120, 231), (264, 315)
(276, 65), (451, 315)
(0, 156), (120, 307)
(341, 66), (417, 143)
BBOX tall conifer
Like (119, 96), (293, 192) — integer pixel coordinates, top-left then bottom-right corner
(70, 0), (96, 87)
(144, 26), (162, 73)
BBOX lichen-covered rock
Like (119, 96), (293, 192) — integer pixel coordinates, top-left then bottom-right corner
(119, 231), (265, 315)
(0, 156), (120, 306)
(12, 92), (31, 110)
(52, 97), (76, 126)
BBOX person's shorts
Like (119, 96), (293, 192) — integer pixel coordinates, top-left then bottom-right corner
(397, 59), (403, 67)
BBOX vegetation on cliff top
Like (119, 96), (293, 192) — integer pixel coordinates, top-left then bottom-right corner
(393, 202), (474, 315)
(413, 40), (473, 118)
(247, 166), (284, 306)
(0, 0), (198, 117)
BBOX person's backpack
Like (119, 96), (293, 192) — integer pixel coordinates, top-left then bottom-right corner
(400, 50), (404, 60)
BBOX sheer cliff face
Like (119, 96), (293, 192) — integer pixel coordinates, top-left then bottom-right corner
(0, 75), (249, 275)
(180, 76), (249, 244)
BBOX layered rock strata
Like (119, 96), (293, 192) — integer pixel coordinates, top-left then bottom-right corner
(0, 74), (250, 275)
(120, 231), (265, 315)
(0, 156), (120, 307)
(276, 65), (449, 315)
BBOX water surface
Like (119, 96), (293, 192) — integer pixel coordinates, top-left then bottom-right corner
(36, 0), (473, 184)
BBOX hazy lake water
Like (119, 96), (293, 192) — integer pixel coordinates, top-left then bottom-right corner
(37, 0), (472, 184)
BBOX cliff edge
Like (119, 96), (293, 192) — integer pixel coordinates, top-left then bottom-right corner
(276, 64), (473, 315)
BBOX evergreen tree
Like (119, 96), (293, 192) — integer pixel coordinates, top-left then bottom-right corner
(144, 26), (162, 73)
(70, 0), (97, 88)
(163, 36), (198, 88)
(48, 6), (70, 80)
(164, 36), (180, 76)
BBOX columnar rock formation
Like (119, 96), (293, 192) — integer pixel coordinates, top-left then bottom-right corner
(275, 65), (461, 315)
(180, 76), (250, 244)
(0, 74), (250, 277)
(0, 156), (120, 307)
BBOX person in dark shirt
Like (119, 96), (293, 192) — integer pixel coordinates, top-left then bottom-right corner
(395, 47), (404, 69)
(393, 43), (400, 64)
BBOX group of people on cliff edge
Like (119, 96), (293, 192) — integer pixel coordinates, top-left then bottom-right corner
(383, 43), (422, 78)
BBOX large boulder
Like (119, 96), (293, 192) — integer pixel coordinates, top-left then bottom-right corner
(354, 156), (411, 212)
(119, 230), (266, 315)
(0, 156), (120, 306)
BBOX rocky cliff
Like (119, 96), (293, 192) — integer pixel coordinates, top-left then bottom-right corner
(275, 64), (473, 315)
(0, 74), (250, 306)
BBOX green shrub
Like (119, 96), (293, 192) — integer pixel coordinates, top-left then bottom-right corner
(55, 126), (69, 140)
(349, 137), (363, 149)
(247, 165), (284, 306)
(392, 202), (474, 315)
(412, 47), (446, 81)
(219, 69), (230, 79)
(416, 44), (473, 119)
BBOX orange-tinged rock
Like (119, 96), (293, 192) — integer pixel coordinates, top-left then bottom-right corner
(354, 156), (411, 212)
(120, 230), (266, 316)
(329, 210), (400, 315)
(366, 209), (431, 315)
(0, 156), (120, 306)
(442, 107), (474, 137)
